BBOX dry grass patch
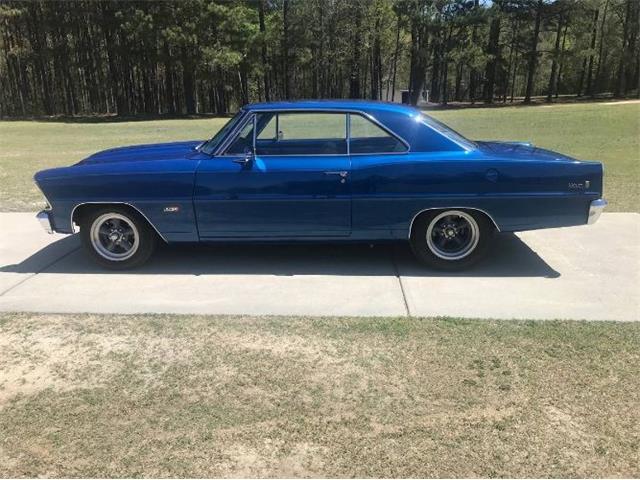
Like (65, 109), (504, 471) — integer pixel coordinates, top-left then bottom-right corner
(0, 313), (638, 477)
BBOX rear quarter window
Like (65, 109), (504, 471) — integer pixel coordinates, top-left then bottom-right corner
(349, 114), (407, 154)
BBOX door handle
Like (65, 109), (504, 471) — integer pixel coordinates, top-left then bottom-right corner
(324, 171), (348, 178)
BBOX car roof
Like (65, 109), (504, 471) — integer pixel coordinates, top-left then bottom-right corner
(244, 99), (421, 116)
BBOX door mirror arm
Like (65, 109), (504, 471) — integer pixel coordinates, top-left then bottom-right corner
(232, 147), (255, 165)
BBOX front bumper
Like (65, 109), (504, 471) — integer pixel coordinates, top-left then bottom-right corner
(36, 210), (54, 234)
(588, 198), (607, 225)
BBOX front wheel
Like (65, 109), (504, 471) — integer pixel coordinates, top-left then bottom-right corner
(80, 207), (157, 269)
(410, 209), (494, 270)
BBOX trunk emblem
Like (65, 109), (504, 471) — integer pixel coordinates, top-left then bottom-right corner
(568, 181), (590, 190)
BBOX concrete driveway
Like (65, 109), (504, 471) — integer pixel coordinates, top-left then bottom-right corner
(1, 212), (638, 321)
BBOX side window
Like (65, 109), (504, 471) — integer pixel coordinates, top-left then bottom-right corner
(257, 114), (277, 141)
(349, 114), (407, 154)
(255, 112), (347, 155)
(226, 117), (255, 155)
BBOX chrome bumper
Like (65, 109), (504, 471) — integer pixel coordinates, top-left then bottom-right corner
(36, 210), (54, 234)
(588, 198), (607, 225)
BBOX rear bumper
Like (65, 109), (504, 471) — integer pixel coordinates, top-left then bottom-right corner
(36, 210), (54, 234)
(588, 198), (607, 225)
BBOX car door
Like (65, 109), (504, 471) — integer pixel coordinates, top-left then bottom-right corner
(194, 111), (351, 237)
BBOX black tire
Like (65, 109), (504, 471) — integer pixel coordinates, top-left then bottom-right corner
(79, 206), (157, 269)
(410, 209), (494, 270)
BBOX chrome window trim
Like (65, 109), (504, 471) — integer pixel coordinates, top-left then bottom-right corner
(219, 108), (411, 158)
(252, 114), (257, 151)
(212, 109), (251, 156)
(417, 115), (475, 152)
(346, 113), (351, 156)
(70, 202), (168, 243)
(219, 113), (260, 157)
(250, 153), (351, 158)
(408, 207), (501, 238)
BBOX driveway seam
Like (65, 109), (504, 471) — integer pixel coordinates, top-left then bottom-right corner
(0, 246), (80, 297)
(391, 249), (411, 317)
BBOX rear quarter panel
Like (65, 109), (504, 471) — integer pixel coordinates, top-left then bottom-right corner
(351, 151), (603, 237)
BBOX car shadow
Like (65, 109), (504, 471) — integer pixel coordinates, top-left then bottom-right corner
(0, 233), (560, 278)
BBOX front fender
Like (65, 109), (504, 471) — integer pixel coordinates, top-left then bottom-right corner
(35, 160), (200, 241)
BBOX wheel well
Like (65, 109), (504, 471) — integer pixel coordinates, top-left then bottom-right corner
(409, 207), (499, 238)
(71, 203), (166, 242)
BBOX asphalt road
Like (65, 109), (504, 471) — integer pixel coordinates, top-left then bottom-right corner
(1, 212), (638, 321)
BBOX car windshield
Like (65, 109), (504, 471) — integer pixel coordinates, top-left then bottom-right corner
(199, 110), (245, 155)
(419, 113), (477, 150)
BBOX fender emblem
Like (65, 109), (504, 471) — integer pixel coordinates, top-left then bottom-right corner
(163, 206), (180, 213)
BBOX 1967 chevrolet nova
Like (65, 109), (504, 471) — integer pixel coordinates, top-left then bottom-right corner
(34, 100), (607, 270)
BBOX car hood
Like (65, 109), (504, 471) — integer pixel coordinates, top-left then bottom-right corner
(77, 140), (203, 165)
(476, 140), (577, 162)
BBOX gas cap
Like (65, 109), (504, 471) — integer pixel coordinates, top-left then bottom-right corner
(485, 168), (499, 183)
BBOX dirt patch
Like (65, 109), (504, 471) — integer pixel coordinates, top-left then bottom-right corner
(0, 313), (638, 477)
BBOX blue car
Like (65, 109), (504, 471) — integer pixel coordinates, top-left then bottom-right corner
(35, 100), (607, 270)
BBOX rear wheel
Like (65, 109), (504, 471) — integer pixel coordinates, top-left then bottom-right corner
(80, 206), (156, 269)
(410, 209), (493, 270)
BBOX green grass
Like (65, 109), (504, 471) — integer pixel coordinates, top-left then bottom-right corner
(0, 101), (638, 212)
(0, 313), (638, 477)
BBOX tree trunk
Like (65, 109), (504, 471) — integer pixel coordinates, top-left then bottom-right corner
(555, 21), (569, 98)
(484, 14), (501, 103)
(430, 38), (441, 104)
(282, 0), (291, 98)
(182, 49), (196, 114)
(409, 19), (429, 106)
(454, 62), (463, 101)
(391, 14), (401, 102)
(546, 15), (563, 102)
(524, 0), (543, 104)
(614, 0), (632, 97)
(577, 57), (587, 96)
(349, 2), (362, 99)
(101, 3), (127, 115)
(594, 0), (610, 93)
(510, 52), (518, 102)
(441, 25), (452, 105)
(163, 42), (176, 115)
(26, 3), (53, 115)
(586, 8), (599, 97)
(504, 18), (519, 103)
(468, 0), (480, 104)
(370, 15), (382, 100)
(259, 0), (270, 102)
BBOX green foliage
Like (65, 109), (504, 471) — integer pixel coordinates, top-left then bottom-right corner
(0, 0), (637, 116)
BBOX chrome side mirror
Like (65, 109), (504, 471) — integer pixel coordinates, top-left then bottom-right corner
(233, 147), (255, 165)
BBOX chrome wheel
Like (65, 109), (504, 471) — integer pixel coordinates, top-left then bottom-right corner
(426, 210), (480, 260)
(89, 213), (140, 262)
